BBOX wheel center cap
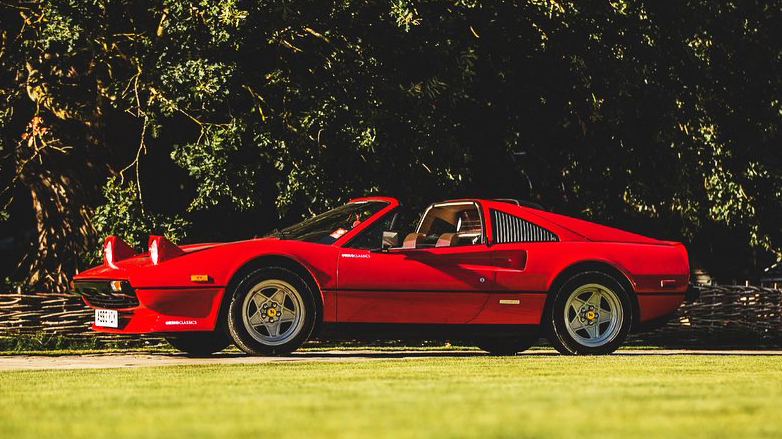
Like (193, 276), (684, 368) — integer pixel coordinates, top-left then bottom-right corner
(586, 310), (596, 320)
(267, 308), (277, 317)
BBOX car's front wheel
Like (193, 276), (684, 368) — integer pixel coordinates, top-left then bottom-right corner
(165, 330), (232, 356)
(227, 267), (317, 356)
(546, 271), (633, 355)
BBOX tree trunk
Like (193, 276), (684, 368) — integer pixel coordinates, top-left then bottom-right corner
(11, 62), (107, 292)
(18, 167), (97, 292)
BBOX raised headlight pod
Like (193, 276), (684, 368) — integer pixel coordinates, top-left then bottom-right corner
(149, 239), (159, 265)
(105, 240), (115, 269)
(103, 236), (137, 269)
(147, 235), (185, 265)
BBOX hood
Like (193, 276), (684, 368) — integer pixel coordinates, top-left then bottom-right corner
(524, 209), (668, 245)
(179, 242), (227, 253)
(74, 238), (278, 280)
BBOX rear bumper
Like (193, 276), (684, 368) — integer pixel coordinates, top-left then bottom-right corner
(632, 285), (698, 333)
(632, 311), (676, 334)
(86, 287), (225, 334)
(636, 292), (685, 322)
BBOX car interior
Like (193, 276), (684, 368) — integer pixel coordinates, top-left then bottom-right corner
(345, 202), (486, 251)
(398, 202), (484, 249)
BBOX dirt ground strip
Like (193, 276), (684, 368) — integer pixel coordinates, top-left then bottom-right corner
(1, 349), (782, 371)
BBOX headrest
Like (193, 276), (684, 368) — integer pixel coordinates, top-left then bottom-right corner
(402, 233), (425, 249)
(435, 233), (459, 247)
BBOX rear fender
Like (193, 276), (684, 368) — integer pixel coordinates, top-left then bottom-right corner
(542, 260), (640, 331)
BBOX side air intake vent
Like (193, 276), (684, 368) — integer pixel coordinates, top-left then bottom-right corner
(491, 210), (558, 243)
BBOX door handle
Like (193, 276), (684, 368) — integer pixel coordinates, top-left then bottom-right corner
(492, 252), (527, 270)
(494, 258), (513, 267)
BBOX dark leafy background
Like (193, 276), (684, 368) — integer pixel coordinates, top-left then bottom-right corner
(1, 0), (780, 291)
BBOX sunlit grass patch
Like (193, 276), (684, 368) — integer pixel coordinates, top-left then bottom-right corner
(2, 355), (782, 439)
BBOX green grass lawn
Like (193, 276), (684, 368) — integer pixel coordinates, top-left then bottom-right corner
(2, 355), (782, 439)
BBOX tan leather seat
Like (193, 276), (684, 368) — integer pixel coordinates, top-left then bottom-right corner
(436, 233), (459, 247)
(402, 233), (425, 249)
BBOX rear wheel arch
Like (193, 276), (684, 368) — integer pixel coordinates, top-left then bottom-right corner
(219, 255), (324, 336)
(543, 261), (639, 329)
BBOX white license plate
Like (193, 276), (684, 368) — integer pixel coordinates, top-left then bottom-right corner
(95, 309), (118, 328)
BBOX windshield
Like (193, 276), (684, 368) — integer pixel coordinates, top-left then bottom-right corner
(275, 201), (388, 244)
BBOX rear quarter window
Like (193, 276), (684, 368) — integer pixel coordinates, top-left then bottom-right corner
(490, 210), (558, 243)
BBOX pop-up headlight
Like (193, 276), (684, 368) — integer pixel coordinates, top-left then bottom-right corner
(103, 236), (137, 269)
(147, 236), (185, 265)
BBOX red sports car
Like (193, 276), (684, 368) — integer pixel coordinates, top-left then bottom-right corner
(72, 197), (693, 356)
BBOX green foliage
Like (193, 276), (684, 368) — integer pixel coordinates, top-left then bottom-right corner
(160, 59), (235, 110)
(2, 0), (782, 286)
(0, 333), (99, 352)
(90, 177), (189, 264)
(170, 121), (262, 211)
(0, 333), (165, 352)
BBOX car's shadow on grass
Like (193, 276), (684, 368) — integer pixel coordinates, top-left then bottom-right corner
(172, 350), (495, 359)
(167, 348), (782, 359)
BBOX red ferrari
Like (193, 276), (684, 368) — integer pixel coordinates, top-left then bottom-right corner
(72, 197), (693, 356)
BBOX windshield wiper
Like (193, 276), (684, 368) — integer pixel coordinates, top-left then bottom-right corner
(264, 228), (289, 239)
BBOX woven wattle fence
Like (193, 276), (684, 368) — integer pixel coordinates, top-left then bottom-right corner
(631, 285), (782, 346)
(0, 292), (160, 345)
(0, 285), (780, 347)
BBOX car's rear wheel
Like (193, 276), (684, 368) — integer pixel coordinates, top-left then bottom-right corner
(165, 330), (231, 356)
(227, 267), (316, 356)
(546, 271), (633, 355)
(476, 335), (538, 356)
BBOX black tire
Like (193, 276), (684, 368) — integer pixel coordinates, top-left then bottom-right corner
(165, 330), (231, 356)
(545, 271), (633, 355)
(227, 267), (317, 356)
(476, 335), (538, 356)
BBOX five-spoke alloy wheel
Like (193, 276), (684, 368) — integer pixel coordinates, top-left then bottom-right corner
(563, 283), (623, 347)
(241, 279), (306, 346)
(546, 271), (633, 355)
(228, 267), (316, 355)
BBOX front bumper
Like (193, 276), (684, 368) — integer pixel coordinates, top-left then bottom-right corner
(74, 281), (224, 333)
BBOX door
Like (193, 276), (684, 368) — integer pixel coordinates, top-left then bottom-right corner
(336, 245), (495, 323)
(467, 208), (561, 324)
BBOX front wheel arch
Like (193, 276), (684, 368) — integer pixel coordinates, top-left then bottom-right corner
(218, 255), (324, 337)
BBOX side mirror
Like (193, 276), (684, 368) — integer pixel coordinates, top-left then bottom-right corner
(381, 230), (400, 249)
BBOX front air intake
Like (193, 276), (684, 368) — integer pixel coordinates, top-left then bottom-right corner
(73, 281), (139, 309)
